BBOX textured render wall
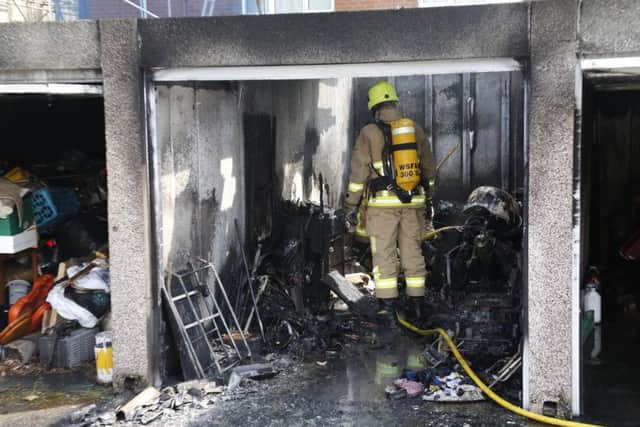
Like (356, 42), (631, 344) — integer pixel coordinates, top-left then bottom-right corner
(138, 4), (529, 68)
(527, 0), (577, 416)
(580, 0), (640, 55)
(0, 21), (100, 70)
(100, 20), (154, 386)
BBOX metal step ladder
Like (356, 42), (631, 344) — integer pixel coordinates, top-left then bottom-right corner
(162, 258), (251, 378)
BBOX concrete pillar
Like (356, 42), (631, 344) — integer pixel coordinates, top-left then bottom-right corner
(100, 20), (155, 386)
(526, 0), (578, 416)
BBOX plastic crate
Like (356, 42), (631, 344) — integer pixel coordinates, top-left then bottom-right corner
(39, 327), (98, 368)
(0, 194), (34, 236)
(32, 187), (80, 229)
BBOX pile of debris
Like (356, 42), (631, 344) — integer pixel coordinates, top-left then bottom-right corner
(65, 359), (289, 427)
(66, 380), (224, 427)
(0, 156), (111, 380)
(160, 200), (371, 383)
(159, 187), (526, 415)
(386, 367), (484, 402)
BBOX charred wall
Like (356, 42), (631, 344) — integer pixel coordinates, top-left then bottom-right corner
(154, 82), (246, 285)
(271, 79), (353, 208)
(153, 79), (353, 288)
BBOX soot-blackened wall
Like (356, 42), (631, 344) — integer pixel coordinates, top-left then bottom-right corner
(154, 82), (246, 283)
(153, 72), (524, 283)
(153, 79), (354, 291)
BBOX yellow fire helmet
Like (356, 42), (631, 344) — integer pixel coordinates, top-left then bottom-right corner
(367, 81), (400, 111)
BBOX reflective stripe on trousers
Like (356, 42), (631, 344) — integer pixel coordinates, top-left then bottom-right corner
(373, 264), (398, 299)
(405, 276), (425, 288)
(405, 275), (426, 297)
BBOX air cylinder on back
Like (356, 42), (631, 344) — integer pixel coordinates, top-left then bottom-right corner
(390, 118), (421, 192)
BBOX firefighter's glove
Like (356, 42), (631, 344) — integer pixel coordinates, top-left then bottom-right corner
(345, 204), (359, 234)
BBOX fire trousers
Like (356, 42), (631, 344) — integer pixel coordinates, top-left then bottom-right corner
(366, 206), (427, 299)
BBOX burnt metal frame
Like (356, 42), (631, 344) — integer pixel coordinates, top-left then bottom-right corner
(162, 259), (251, 378)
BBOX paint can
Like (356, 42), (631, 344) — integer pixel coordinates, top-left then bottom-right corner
(95, 331), (113, 384)
(6, 280), (31, 305)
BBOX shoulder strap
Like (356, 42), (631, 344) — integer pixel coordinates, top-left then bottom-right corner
(374, 120), (394, 179)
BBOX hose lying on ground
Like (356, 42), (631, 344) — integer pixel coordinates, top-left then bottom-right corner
(395, 314), (605, 427)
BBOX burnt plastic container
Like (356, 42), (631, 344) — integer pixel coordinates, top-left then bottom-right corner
(39, 327), (98, 368)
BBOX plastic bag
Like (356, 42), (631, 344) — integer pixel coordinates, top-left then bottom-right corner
(67, 263), (110, 292)
(46, 285), (98, 328)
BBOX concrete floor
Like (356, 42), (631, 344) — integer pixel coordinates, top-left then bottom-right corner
(3, 333), (613, 427)
(0, 368), (112, 426)
(189, 336), (534, 427)
(0, 404), (84, 427)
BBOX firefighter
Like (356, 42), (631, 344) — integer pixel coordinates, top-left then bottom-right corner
(344, 81), (436, 327)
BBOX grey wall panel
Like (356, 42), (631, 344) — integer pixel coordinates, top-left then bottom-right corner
(273, 80), (318, 204)
(432, 74), (464, 199)
(349, 72), (523, 203)
(0, 21), (100, 71)
(471, 72), (503, 189)
(165, 85), (199, 270)
(138, 5), (529, 68)
(580, 0), (640, 56)
(156, 84), (174, 270)
(272, 79), (352, 208)
(195, 83), (246, 273)
(155, 83), (245, 285)
(510, 71), (525, 196)
(395, 75), (426, 133)
(240, 81), (276, 244)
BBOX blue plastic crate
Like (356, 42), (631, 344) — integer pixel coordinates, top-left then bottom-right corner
(32, 186), (80, 228)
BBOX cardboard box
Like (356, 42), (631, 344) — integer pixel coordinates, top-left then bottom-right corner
(0, 226), (37, 254)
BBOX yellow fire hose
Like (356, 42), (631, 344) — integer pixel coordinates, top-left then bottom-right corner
(423, 226), (460, 241)
(395, 314), (605, 427)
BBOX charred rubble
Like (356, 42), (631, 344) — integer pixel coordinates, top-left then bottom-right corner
(161, 186), (524, 405)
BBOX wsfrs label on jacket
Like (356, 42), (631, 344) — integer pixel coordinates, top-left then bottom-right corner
(398, 163), (420, 178)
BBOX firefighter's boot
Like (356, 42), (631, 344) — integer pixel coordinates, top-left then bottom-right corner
(411, 297), (424, 321)
(377, 299), (399, 329)
(375, 298), (401, 346)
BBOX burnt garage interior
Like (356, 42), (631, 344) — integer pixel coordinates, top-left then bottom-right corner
(0, 91), (110, 376)
(151, 70), (528, 403)
(580, 76), (640, 425)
